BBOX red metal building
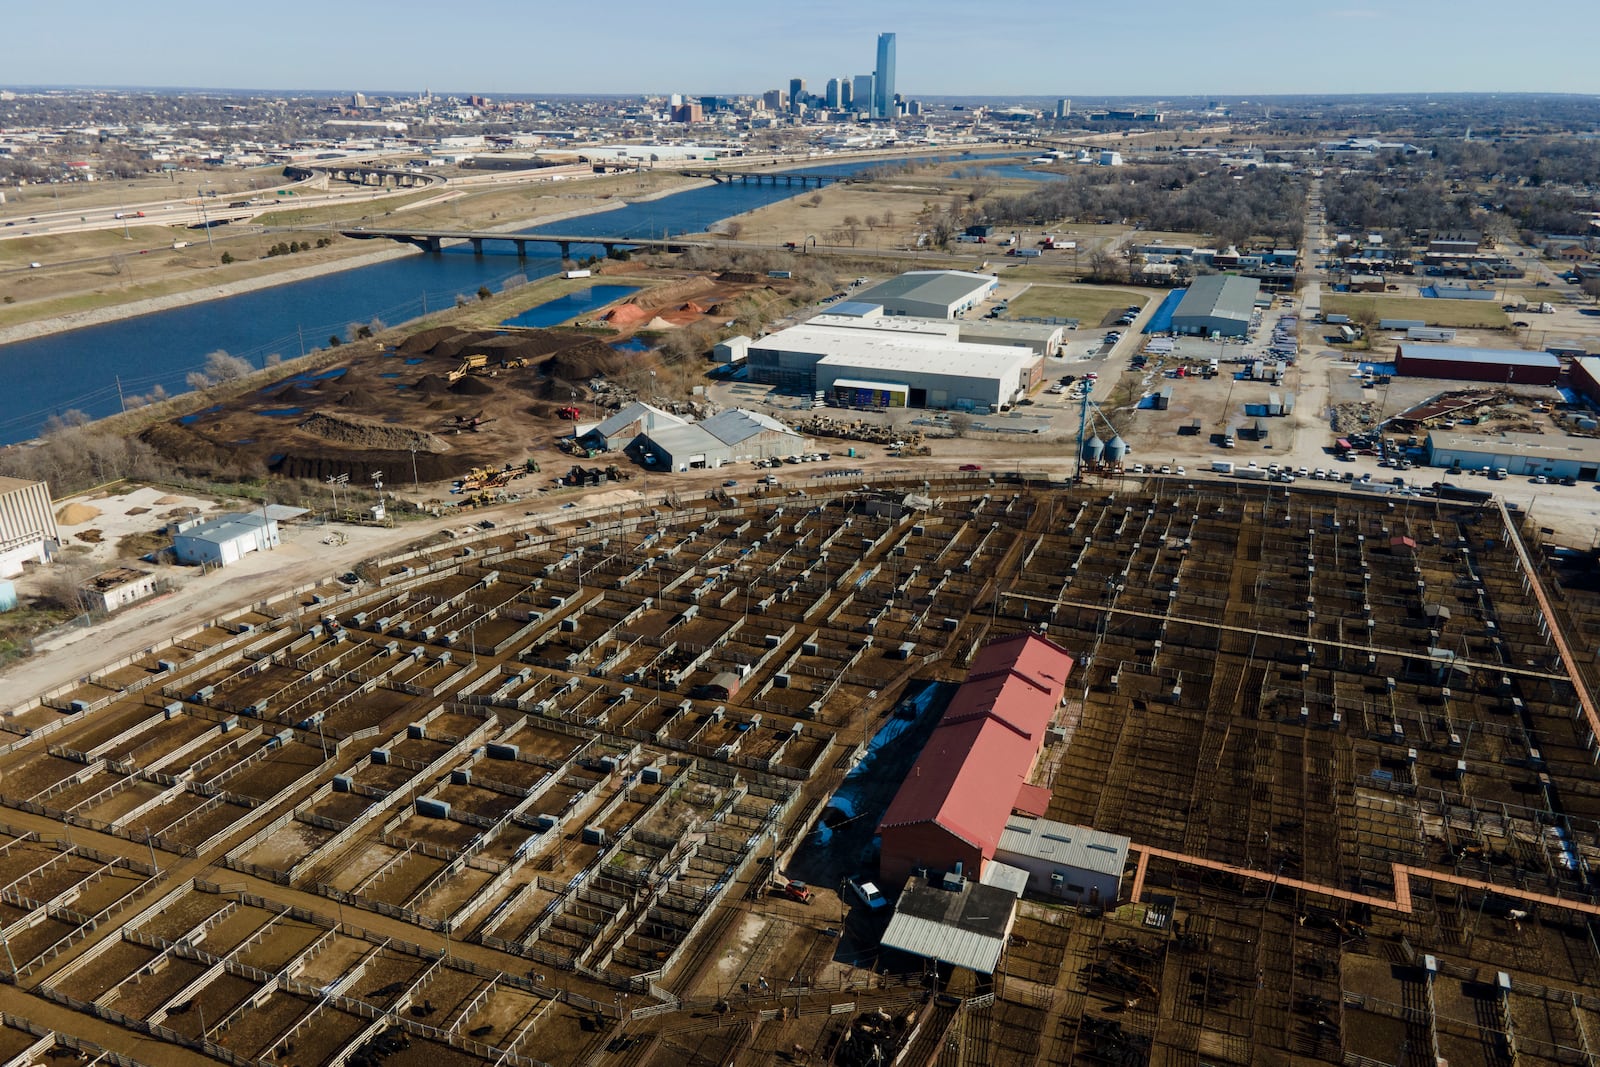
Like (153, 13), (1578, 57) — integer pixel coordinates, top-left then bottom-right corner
(1571, 357), (1600, 408)
(877, 633), (1074, 889)
(1392, 344), (1561, 386)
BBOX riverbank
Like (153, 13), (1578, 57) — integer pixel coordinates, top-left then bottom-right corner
(0, 245), (419, 347)
(0, 180), (708, 348)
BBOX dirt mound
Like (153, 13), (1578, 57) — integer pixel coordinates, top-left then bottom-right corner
(154, 495), (182, 505)
(450, 377), (495, 396)
(602, 303), (653, 328)
(55, 502), (101, 526)
(270, 385), (318, 404)
(646, 276), (716, 306)
(334, 388), (382, 410)
(426, 334), (482, 360)
(397, 327), (464, 355)
(297, 412), (450, 453)
(717, 271), (761, 285)
(414, 374), (451, 394)
(643, 316), (678, 331)
(140, 422), (247, 475)
(474, 336), (529, 353)
(547, 338), (632, 384)
(73, 529), (103, 544)
(272, 449), (461, 484)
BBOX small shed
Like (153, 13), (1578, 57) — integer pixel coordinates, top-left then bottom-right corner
(1389, 536), (1417, 555)
(703, 671), (741, 700)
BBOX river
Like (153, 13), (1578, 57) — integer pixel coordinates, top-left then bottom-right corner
(0, 152), (1012, 445)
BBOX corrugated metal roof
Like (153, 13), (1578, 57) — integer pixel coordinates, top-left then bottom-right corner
(1172, 275), (1259, 324)
(881, 912), (1006, 974)
(176, 512), (273, 545)
(880, 877), (1019, 975)
(855, 270), (996, 310)
(880, 635), (1073, 859)
(592, 401), (686, 440)
(1428, 430), (1600, 462)
(700, 408), (797, 446)
(997, 816), (1129, 876)
(1397, 345), (1560, 369)
(829, 301), (881, 317)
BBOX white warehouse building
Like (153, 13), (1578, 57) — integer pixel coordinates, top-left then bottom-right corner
(853, 270), (998, 319)
(814, 340), (1038, 412)
(172, 513), (280, 567)
(748, 322), (1045, 410)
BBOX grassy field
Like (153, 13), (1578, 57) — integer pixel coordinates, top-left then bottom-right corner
(1323, 294), (1510, 330)
(1007, 283), (1156, 327)
(252, 190), (440, 227)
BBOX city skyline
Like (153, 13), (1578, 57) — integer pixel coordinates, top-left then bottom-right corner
(4, 0), (1599, 96)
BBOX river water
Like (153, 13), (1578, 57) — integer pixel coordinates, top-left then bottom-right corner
(0, 152), (1010, 444)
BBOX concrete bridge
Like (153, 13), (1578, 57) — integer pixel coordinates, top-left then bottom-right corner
(341, 227), (709, 259)
(284, 164), (445, 191)
(674, 168), (856, 187)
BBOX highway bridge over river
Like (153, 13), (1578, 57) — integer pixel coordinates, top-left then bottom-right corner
(340, 228), (716, 258)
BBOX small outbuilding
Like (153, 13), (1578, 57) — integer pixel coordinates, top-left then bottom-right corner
(79, 567), (161, 613)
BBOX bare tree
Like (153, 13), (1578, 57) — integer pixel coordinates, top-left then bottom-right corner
(864, 214), (879, 231)
(203, 349), (253, 381)
(724, 220), (743, 241)
(948, 412), (973, 437)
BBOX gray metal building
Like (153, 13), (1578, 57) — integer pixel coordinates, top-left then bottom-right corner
(1170, 275), (1260, 338)
(993, 815), (1130, 906)
(633, 408), (805, 471)
(1427, 430), (1600, 480)
(578, 402), (688, 452)
(853, 270), (997, 319)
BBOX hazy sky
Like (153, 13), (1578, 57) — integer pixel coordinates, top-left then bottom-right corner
(6, 0), (1598, 97)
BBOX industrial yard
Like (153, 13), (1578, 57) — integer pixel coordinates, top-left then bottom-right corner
(1, 471), (1598, 1066)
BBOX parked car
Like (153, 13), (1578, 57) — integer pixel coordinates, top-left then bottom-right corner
(959, 463), (982, 472)
(845, 878), (887, 911)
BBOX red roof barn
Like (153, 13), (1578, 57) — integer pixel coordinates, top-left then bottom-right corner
(878, 633), (1073, 888)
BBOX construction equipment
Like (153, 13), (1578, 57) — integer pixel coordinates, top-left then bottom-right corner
(500, 357), (529, 369)
(448, 411), (495, 432)
(447, 354), (490, 383)
(556, 405), (582, 420)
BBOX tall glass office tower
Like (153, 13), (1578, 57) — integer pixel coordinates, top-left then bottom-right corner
(873, 32), (896, 119)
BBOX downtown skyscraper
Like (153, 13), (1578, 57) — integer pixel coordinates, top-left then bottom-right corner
(873, 32), (896, 119)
